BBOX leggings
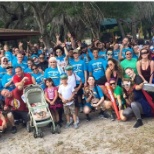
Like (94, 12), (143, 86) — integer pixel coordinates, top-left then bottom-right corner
(123, 102), (143, 119)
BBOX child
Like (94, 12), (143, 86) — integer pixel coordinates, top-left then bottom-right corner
(44, 78), (61, 127)
(58, 73), (78, 129)
(65, 65), (82, 124)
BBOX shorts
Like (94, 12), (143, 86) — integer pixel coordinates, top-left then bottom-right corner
(63, 103), (75, 115)
(84, 102), (93, 109)
(12, 110), (28, 123)
(74, 84), (84, 107)
(95, 76), (107, 85)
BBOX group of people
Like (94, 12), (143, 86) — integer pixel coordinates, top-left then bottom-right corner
(0, 33), (154, 135)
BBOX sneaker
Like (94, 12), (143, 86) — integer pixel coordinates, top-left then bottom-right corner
(74, 122), (79, 129)
(70, 117), (73, 124)
(76, 117), (80, 124)
(133, 119), (143, 128)
(99, 111), (109, 119)
(65, 122), (70, 129)
(11, 126), (17, 134)
(86, 115), (91, 121)
(110, 112), (115, 121)
(79, 107), (83, 113)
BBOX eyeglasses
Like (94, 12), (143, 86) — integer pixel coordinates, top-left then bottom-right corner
(110, 82), (115, 86)
(32, 68), (37, 70)
(141, 51), (148, 55)
(126, 53), (132, 55)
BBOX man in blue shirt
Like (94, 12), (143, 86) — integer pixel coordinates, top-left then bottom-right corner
(89, 47), (107, 84)
(12, 53), (28, 70)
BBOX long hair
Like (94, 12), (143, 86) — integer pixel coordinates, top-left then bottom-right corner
(107, 58), (123, 78)
(138, 48), (151, 61)
(45, 78), (55, 87)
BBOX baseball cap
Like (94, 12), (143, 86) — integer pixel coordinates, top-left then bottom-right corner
(65, 65), (73, 71)
(60, 73), (68, 79)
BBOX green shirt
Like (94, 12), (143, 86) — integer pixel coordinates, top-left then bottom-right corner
(120, 58), (137, 78)
(113, 86), (125, 104)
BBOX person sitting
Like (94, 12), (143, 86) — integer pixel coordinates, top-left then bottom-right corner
(1, 85), (28, 127)
(83, 76), (113, 121)
(121, 78), (144, 128)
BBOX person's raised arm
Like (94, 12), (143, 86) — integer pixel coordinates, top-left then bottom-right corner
(118, 44), (124, 60)
(67, 32), (76, 49)
(56, 34), (62, 46)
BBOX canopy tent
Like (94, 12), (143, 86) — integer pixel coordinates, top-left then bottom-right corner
(0, 28), (40, 41)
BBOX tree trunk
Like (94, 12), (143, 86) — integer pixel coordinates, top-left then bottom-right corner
(131, 17), (137, 39)
(117, 19), (125, 38)
(147, 28), (152, 39)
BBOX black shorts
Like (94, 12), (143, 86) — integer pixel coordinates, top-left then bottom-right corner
(12, 110), (28, 123)
(76, 84), (84, 96)
(95, 76), (107, 85)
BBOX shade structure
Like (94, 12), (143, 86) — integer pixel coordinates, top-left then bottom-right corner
(0, 28), (40, 41)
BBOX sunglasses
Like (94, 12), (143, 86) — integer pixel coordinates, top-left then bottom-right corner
(110, 82), (116, 86)
(50, 61), (56, 63)
(141, 51), (148, 55)
(107, 53), (112, 56)
(126, 53), (132, 55)
(3, 60), (8, 62)
(32, 68), (37, 70)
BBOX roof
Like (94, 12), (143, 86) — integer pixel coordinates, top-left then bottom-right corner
(0, 28), (40, 41)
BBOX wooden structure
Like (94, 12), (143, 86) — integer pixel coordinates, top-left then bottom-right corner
(0, 28), (40, 41)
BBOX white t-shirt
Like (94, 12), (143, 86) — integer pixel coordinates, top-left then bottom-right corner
(68, 73), (81, 88)
(58, 84), (74, 106)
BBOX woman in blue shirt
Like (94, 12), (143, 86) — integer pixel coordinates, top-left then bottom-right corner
(83, 76), (105, 120)
(44, 57), (61, 87)
(31, 64), (45, 89)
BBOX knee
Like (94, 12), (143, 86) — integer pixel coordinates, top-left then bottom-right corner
(131, 102), (136, 108)
(104, 101), (112, 109)
(7, 112), (13, 119)
(83, 106), (91, 114)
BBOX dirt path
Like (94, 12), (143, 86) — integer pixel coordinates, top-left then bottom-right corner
(0, 113), (154, 154)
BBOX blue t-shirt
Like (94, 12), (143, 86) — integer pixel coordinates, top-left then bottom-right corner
(122, 47), (133, 58)
(0, 66), (6, 79)
(70, 59), (87, 84)
(79, 53), (90, 70)
(89, 58), (107, 80)
(44, 67), (60, 86)
(113, 49), (120, 60)
(56, 55), (65, 62)
(12, 61), (28, 70)
(5, 51), (13, 63)
(32, 72), (45, 89)
(24, 67), (33, 75)
(98, 50), (107, 59)
(87, 49), (94, 60)
(2, 73), (15, 91)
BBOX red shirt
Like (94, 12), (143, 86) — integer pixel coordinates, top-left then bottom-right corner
(13, 73), (33, 87)
(5, 88), (28, 112)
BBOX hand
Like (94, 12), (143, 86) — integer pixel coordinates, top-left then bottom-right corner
(50, 101), (55, 105)
(84, 82), (88, 87)
(56, 34), (60, 39)
(62, 99), (67, 104)
(27, 41), (31, 45)
(61, 43), (66, 48)
(143, 80), (148, 84)
(22, 77), (29, 82)
(38, 67), (43, 73)
(67, 32), (71, 38)
(4, 105), (8, 110)
(92, 103), (98, 107)
(18, 42), (23, 47)
(120, 44), (124, 50)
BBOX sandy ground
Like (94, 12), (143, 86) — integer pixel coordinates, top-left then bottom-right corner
(0, 112), (154, 154)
